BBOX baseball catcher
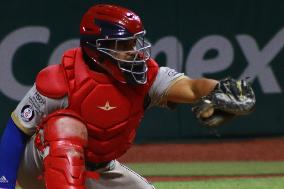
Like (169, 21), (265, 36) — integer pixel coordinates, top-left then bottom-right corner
(0, 4), (256, 189)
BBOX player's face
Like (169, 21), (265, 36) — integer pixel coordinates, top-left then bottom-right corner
(109, 39), (138, 61)
(94, 32), (151, 84)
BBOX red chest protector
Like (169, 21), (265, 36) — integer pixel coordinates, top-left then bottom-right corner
(36, 48), (158, 163)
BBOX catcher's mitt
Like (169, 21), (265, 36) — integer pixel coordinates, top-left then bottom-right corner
(192, 77), (256, 127)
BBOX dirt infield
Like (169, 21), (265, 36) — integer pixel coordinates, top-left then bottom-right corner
(119, 137), (284, 162)
(119, 137), (284, 181)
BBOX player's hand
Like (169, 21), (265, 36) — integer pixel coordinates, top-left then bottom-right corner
(192, 77), (256, 127)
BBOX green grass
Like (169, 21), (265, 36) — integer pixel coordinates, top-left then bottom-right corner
(16, 177), (284, 189)
(16, 161), (284, 189)
(153, 177), (284, 189)
(126, 161), (284, 176)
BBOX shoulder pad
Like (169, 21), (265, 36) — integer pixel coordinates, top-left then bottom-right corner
(36, 64), (68, 98)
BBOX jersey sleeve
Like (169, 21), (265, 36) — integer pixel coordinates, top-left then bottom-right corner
(148, 67), (186, 108)
(11, 84), (68, 135)
(0, 118), (27, 189)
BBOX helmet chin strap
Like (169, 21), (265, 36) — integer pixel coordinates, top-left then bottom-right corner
(90, 57), (146, 85)
(89, 57), (128, 84)
(117, 60), (148, 85)
(82, 42), (127, 84)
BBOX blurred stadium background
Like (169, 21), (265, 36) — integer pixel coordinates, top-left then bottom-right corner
(1, 0), (284, 188)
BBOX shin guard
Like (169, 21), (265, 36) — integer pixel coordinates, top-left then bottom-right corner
(41, 115), (88, 189)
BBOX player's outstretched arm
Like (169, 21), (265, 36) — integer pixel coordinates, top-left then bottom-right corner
(166, 76), (256, 127)
(166, 76), (218, 104)
(0, 118), (28, 189)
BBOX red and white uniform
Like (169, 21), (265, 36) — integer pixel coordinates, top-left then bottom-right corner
(12, 48), (185, 189)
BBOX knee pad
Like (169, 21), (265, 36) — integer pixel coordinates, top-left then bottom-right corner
(42, 115), (88, 189)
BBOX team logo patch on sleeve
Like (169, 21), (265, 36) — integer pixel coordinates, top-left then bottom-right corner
(20, 105), (35, 122)
(167, 69), (178, 77)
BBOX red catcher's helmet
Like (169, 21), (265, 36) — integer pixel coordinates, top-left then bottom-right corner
(80, 4), (151, 85)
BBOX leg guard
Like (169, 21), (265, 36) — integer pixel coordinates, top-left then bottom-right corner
(42, 115), (88, 189)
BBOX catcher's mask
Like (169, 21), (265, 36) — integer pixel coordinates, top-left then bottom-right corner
(80, 4), (151, 85)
